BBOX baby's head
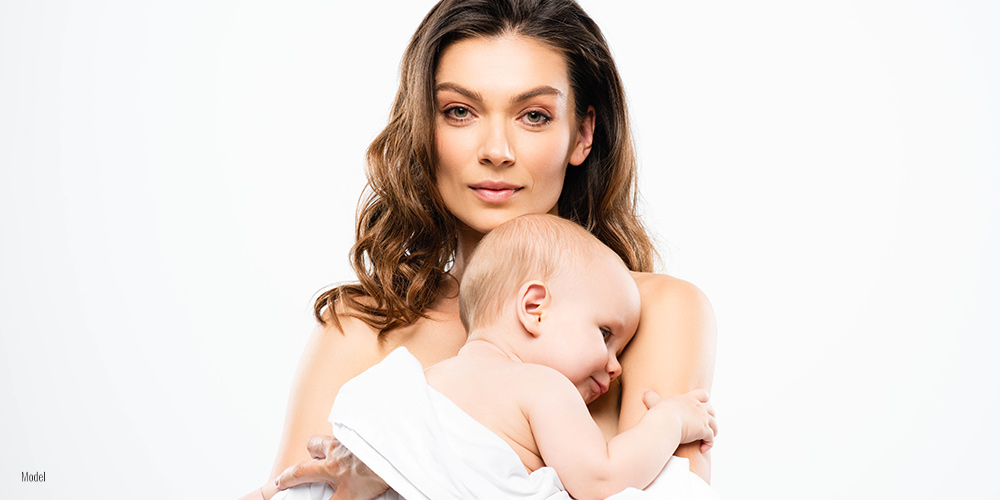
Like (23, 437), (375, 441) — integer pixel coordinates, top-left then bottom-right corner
(460, 214), (641, 403)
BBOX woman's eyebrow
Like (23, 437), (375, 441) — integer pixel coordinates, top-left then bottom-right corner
(510, 85), (563, 104)
(435, 82), (564, 105)
(435, 82), (483, 103)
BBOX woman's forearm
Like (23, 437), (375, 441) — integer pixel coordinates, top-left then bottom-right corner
(600, 411), (683, 494)
(621, 273), (718, 484)
(675, 441), (710, 483)
(261, 482), (278, 500)
(237, 486), (267, 500)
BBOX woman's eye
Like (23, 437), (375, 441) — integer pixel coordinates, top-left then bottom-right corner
(445, 107), (472, 120)
(522, 110), (551, 125)
(600, 327), (612, 342)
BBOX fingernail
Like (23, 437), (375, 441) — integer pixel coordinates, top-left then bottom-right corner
(275, 478), (280, 486)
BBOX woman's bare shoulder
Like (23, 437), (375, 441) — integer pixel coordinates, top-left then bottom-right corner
(313, 302), (384, 352)
(268, 304), (385, 480)
(621, 271), (717, 393)
(629, 272), (716, 337)
(629, 271), (713, 309)
(294, 303), (388, 386)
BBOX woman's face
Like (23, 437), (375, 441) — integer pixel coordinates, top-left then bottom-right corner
(433, 35), (594, 235)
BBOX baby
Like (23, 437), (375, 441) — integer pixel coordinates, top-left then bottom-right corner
(285, 214), (717, 500)
(423, 214), (716, 499)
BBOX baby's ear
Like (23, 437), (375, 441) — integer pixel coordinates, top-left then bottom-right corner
(517, 281), (550, 337)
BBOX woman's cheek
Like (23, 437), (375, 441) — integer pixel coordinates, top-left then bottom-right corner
(521, 133), (572, 205)
(433, 127), (473, 196)
(434, 124), (472, 172)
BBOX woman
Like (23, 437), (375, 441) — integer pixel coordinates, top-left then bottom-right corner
(249, 1), (716, 498)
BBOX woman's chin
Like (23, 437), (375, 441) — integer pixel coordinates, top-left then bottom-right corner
(457, 207), (560, 236)
(457, 212), (523, 236)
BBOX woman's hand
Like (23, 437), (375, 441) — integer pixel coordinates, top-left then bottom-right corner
(274, 435), (390, 500)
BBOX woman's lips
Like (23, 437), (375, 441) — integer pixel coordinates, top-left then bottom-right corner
(470, 182), (521, 203)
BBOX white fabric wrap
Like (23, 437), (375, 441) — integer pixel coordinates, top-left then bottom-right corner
(273, 347), (719, 500)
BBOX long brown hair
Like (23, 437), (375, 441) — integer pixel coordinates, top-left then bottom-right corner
(314, 0), (656, 338)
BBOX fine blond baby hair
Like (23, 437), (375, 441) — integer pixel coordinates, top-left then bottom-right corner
(459, 214), (622, 331)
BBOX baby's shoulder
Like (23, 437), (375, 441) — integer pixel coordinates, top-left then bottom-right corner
(512, 362), (570, 384)
(511, 363), (582, 408)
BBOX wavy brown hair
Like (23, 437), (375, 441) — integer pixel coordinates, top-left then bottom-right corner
(314, 0), (656, 339)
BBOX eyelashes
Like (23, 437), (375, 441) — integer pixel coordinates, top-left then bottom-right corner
(441, 106), (553, 128)
(444, 106), (472, 121)
(600, 327), (612, 342)
(522, 110), (551, 126)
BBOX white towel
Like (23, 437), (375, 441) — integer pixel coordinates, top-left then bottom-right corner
(273, 347), (718, 500)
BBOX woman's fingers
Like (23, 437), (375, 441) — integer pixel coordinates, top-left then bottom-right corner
(275, 460), (330, 491)
(275, 435), (351, 491)
(306, 434), (340, 460)
(275, 455), (346, 491)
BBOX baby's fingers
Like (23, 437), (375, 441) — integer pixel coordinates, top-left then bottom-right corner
(704, 401), (715, 418)
(688, 389), (710, 403)
(698, 415), (718, 453)
(642, 390), (662, 409)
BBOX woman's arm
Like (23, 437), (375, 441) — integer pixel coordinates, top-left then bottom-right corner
(619, 273), (718, 483)
(259, 311), (386, 499)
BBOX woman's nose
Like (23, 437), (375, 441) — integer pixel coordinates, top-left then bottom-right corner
(478, 120), (515, 168)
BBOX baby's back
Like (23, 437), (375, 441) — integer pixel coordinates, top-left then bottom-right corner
(424, 353), (544, 472)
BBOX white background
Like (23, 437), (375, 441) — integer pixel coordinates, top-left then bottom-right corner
(2, 1), (998, 498)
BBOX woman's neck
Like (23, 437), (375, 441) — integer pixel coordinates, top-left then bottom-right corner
(449, 223), (486, 284)
(426, 224), (483, 315)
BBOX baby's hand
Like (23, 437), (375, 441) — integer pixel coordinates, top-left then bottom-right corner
(642, 389), (718, 453)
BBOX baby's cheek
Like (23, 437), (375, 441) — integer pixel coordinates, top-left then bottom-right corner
(589, 341), (612, 370)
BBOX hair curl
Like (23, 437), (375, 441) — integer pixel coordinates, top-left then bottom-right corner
(314, 0), (656, 339)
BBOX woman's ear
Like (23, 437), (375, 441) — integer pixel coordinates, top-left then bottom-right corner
(517, 280), (550, 337)
(568, 106), (596, 166)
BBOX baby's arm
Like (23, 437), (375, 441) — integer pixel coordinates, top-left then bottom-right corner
(526, 367), (715, 500)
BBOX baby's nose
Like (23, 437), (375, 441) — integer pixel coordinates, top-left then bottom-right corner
(607, 354), (622, 380)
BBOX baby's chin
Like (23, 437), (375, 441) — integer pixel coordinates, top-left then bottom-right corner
(577, 386), (600, 405)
